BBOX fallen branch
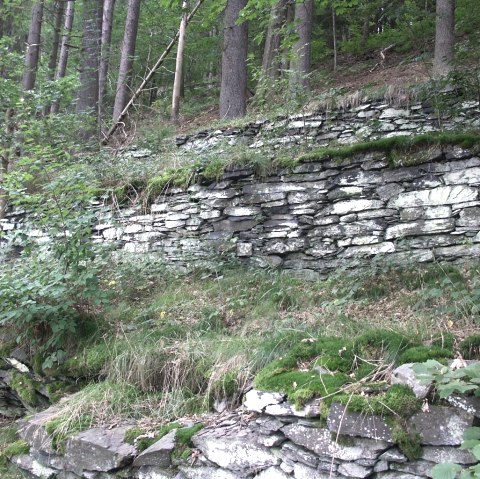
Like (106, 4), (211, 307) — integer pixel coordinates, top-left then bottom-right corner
(102, 0), (205, 145)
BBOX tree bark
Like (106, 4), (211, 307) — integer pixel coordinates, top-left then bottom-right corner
(22, 1), (44, 91)
(332, 5), (337, 72)
(290, 0), (313, 91)
(219, 0), (248, 119)
(433, 0), (455, 78)
(47, 1), (65, 80)
(171, 0), (188, 124)
(76, 0), (102, 138)
(51, 0), (75, 114)
(99, 0), (116, 118)
(0, 109), (15, 219)
(262, 0), (288, 80)
(112, 0), (141, 121)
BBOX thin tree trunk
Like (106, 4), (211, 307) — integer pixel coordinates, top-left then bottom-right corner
(0, 109), (15, 219)
(0, 0), (4, 40)
(219, 0), (248, 119)
(99, 0), (116, 119)
(262, 0), (288, 80)
(22, 1), (44, 91)
(280, 3), (295, 76)
(76, 0), (102, 138)
(433, 0), (455, 78)
(171, 0), (188, 124)
(112, 0), (141, 121)
(290, 0), (313, 90)
(332, 5), (337, 72)
(51, 0), (74, 114)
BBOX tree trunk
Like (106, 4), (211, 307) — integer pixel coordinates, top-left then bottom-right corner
(112, 0), (141, 121)
(0, 109), (15, 219)
(76, 0), (102, 138)
(22, 1), (44, 91)
(171, 0), (188, 124)
(99, 0), (116, 119)
(290, 0), (313, 91)
(219, 0), (248, 119)
(0, 0), (4, 40)
(51, 0), (75, 114)
(332, 5), (337, 72)
(262, 0), (288, 80)
(47, 1), (65, 80)
(433, 0), (455, 78)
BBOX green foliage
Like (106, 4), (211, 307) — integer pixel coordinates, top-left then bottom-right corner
(176, 423), (204, 447)
(0, 440), (30, 465)
(413, 360), (480, 399)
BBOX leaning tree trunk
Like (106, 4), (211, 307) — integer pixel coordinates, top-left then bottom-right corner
(290, 0), (313, 91)
(219, 0), (248, 119)
(171, 0), (188, 124)
(262, 0), (289, 80)
(22, 1), (44, 91)
(433, 0), (455, 78)
(76, 0), (102, 138)
(99, 0), (116, 119)
(112, 0), (141, 121)
(51, 0), (75, 114)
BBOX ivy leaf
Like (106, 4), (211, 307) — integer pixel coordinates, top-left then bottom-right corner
(471, 444), (480, 460)
(431, 463), (462, 479)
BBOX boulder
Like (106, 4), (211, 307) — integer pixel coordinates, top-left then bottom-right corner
(391, 363), (431, 399)
(133, 429), (177, 468)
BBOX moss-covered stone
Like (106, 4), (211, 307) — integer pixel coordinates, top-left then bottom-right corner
(9, 372), (39, 407)
(45, 414), (93, 452)
(392, 424), (422, 461)
(124, 422), (181, 452)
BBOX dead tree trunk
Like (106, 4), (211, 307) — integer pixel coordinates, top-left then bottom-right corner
(22, 1), (44, 91)
(171, 0), (188, 124)
(112, 0), (141, 121)
(219, 0), (248, 119)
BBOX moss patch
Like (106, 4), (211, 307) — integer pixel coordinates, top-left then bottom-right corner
(398, 345), (453, 364)
(0, 440), (29, 466)
(124, 422), (181, 452)
(354, 329), (415, 363)
(392, 424), (423, 460)
(9, 372), (38, 407)
(45, 414), (93, 452)
(335, 384), (421, 418)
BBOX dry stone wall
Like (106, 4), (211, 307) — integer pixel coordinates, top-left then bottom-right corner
(176, 99), (480, 151)
(11, 377), (480, 479)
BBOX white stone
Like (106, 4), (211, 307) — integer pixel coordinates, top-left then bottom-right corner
(385, 219), (454, 239)
(243, 389), (285, 413)
(338, 462), (373, 478)
(391, 363), (431, 399)
(342, 242), (395, 258)
(294, 463), (329, 479)
(199, 210), (221, 219)
(444, 167), (480, 185)
(380, 108), (410, 119)
(424, 206), (451, 219)
(224, 206), (260, 216)
(124, 224), (143, 234)
(151, 203), (168, 213)
(237, 243), (253, 257)
(390, 186), (478, 208)
(329, 199), (384, 215)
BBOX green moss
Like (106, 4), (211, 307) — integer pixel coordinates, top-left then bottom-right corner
(392, 424), (422, 460)
(124, 427), (144, 446)
(336, 384), (421, 418)
(460, 335), (480, 360)
(256, 369), (349, 407)
(297, 132), (480, 167)
(9, 372), (38, 406)
(176, 424), (204, 447)
(354, 329), (414, 363)
(0, 440), (30, 466)
(398, 346), (454, 364)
